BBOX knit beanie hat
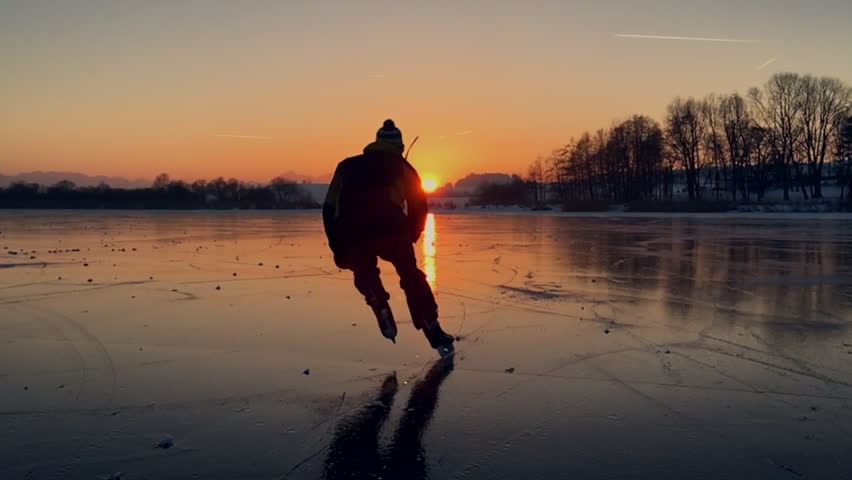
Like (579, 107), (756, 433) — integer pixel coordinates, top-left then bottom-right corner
(376, 119), (404, 147)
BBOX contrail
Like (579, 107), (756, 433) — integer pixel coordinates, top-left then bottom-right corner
(614, 34), (757, 44)
(215, 134), (272, 140)
(756, 57), (777, 71)
(455, 130), (472, 136)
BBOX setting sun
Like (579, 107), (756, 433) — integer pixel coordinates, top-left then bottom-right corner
(422, 177), (439, 193)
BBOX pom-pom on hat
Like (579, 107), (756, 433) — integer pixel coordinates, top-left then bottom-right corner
(376, 119), (403, 146)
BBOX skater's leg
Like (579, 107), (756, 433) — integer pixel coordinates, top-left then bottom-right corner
(382, 238), (453, 354)
(351, 253), (387, 305)
(383, 241), (437, 330)
(349, 250), (397, 342)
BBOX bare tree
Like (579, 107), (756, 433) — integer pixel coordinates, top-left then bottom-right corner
(549, 143), (572, 202)
(606, 122), (630, 200)
(270, 176), (298, 206)
(624, 115), (664, 201)
(49, 180), (77, 192)
(751, 126), (778, 200)
(749, 73), (804, 200)
(590, 129), (611, 200)
(226, 178), (241, 202)
(191, 179), (207, 194)
(797, 75), (852, 198)
(152, 173), (171, 190)
(548, 145), (570, 202)
(838, 115), (852, 199)
(665, 97), (706, 200)
(702, 95), (727, 199)
(209, 177), (228, 202)
(571, 133), (596, 200)
(527, 157), (548, 205)
(661, 141), (677, 200)
(719, 93), (752, 201)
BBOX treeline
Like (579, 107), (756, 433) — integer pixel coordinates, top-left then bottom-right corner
(476, 73), (852, 207)
(469, 175), (528, 206)
(0, 173), (319, 209)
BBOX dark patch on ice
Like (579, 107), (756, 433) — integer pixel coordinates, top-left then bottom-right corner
(0, 280), (149, 305)
(155, 434), (174, 449)
(766, 458), (804, 478)
(171, 290), (199, 301)
(765, 320), (846, 331)
(744, 275), (852, 287)
(500, 285), (561, 300)
(0, 262), (50, 269)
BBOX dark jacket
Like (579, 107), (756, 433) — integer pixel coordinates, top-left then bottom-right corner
(323, 142), (428, 258)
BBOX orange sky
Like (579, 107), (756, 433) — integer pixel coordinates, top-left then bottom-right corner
(2, 1), (851, 185)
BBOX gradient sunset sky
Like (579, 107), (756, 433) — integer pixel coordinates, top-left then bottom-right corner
(3, 0), (851, 185)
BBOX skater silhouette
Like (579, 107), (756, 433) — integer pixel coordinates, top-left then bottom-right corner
(323, 119), (454, 356)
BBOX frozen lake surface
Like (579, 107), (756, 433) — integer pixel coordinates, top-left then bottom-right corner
(2, 210), (852, 479)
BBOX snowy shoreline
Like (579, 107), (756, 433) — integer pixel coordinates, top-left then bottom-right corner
(428, 205), (852, 219)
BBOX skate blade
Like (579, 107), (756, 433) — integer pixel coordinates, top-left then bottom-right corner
(437, 344), (455, 359)
(381, 328), (397, 343)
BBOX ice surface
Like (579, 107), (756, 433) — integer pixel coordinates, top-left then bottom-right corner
(1, 210), (852, 479)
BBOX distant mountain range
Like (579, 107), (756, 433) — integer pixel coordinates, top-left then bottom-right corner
(452, 173), (513, 193)
(0, 170), (334, 188)
(0, 171), (151, 189)
(274, 170), (333, 184)
(433, 173), (514, 196)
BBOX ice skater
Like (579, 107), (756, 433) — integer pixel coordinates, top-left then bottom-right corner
(323, 119), (454, 357)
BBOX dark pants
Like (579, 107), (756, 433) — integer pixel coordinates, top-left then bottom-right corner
(345, 233), (438, 330)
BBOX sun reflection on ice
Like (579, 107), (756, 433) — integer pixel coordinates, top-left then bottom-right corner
(423, 213), (437, 290)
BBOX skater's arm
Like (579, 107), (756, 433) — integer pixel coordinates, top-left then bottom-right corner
(323, 165), (344, 254)
(403, 162), (428, 243)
